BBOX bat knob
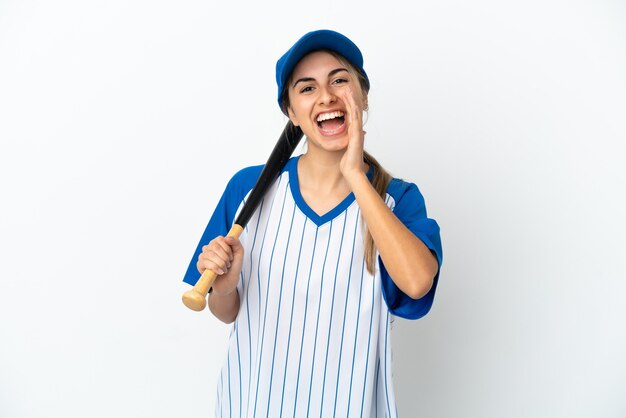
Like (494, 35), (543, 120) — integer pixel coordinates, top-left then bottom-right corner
(182, 289), (207, 311)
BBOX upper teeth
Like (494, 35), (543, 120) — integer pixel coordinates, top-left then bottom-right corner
(317, 111), (344, 122)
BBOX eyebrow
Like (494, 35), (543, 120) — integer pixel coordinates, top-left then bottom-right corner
(292, 67), (349, 88)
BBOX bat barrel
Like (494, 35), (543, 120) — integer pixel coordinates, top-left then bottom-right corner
(234, 122), (303, 227)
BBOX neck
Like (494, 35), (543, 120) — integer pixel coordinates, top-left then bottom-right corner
(298, 150), (347, 191)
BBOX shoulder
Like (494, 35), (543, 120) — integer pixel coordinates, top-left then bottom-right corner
(385, 177), (426, 209)
(222, 164), (264, 199)
(229, 164), (264, 186)
(224, 156), (297, 197)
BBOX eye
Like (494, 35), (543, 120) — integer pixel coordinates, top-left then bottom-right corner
(299, 85), (315, 93)
(332, 78), (349, 85)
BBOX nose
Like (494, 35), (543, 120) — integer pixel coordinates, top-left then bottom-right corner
(318, 86), (336, 105)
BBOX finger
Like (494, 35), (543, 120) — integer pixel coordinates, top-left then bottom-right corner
(342, 88), (355, 121)
(207, 249), (231, 270)
(343, 88), (363, 133)
(203, 259), (226, 276)
(223, 236), (243, 252)
(211, 238), (234, 262)
(197, 258), (225, 275)
(345, 91), (365, 150)
(204, 251), (231, 273)
(211, 243), (232, 264)
(344, 88), (360, 114)
(200, 243), (232, 268)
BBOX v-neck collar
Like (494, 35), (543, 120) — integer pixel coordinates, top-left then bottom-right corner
(287, 155), (374, 227)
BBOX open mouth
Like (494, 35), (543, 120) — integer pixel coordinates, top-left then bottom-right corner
(316, 110), (345, 133)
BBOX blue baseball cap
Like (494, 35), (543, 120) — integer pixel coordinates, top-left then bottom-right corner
(275, 29), (369, 110)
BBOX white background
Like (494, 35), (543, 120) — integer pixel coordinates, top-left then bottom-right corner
(1, 1), (625, 417)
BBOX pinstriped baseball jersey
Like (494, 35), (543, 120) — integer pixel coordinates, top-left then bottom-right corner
(183, 155), (443, 418)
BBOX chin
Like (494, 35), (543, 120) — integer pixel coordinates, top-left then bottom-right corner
(313, 139), (349, 153)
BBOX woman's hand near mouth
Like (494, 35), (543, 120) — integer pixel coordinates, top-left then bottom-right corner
(339, 87), (368, 181)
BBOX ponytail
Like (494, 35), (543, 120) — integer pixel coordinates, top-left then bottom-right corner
(362, 151), (392, 274)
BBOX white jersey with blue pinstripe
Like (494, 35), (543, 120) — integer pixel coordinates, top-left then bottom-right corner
(183, 155), (443, 418)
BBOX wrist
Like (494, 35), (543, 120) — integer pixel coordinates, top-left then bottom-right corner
(344, 169), (369, 189)
(210, 286), (238, 297)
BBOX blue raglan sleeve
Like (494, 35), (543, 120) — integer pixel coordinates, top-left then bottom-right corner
(182, 166), (261, 286)
(379, 180), (443, 320)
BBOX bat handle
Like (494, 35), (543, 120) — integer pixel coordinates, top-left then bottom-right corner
(181, 224), (245, 311)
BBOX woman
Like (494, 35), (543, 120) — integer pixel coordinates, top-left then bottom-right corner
(183, 29), (443, 418)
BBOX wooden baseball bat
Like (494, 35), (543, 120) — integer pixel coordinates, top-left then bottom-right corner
(182, 121), (304, 311)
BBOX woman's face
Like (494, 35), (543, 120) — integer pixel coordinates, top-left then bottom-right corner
(287, 51), (366, 153)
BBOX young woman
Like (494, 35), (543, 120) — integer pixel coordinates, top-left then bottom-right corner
(183, 29), (443, 418)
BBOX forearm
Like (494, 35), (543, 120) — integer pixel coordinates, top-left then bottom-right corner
(208, 288), (240, 323)
(347, 172), (439, 299)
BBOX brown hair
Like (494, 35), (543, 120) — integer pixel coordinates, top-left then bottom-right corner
(279, 49), (392, 274)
